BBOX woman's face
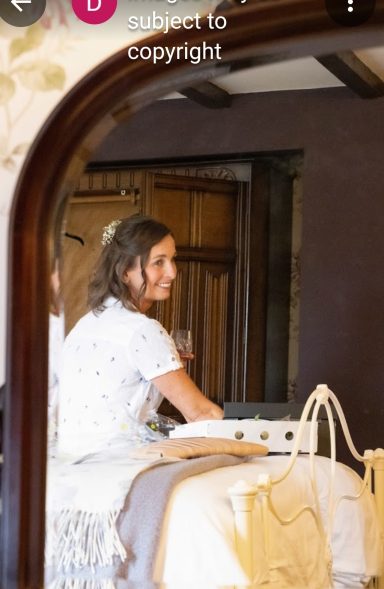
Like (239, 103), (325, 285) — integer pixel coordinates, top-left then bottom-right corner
(123, 234), (177, 312)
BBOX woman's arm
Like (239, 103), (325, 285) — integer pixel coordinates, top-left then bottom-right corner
(151, 368), (223, 422)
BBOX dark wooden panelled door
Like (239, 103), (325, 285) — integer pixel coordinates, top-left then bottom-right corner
(143, 172), (249, 407)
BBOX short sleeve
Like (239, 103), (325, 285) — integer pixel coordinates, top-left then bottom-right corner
(128, 319), (183, 380)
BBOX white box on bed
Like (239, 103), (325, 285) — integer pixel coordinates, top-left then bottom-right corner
(169, 419), (318, 453)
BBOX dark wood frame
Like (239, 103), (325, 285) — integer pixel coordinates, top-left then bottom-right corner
(2, 1), (384, 586)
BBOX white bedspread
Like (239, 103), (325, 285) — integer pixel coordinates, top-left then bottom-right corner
(46, 453), (383, 589)
(153, 455), (383, 589)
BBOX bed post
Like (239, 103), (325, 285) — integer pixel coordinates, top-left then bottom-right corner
(228, 479), (258, 587)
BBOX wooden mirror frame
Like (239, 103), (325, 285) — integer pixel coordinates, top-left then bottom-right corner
(2, 1), (384, 586)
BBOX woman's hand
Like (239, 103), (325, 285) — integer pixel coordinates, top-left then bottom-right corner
(178, 351), (195, 368)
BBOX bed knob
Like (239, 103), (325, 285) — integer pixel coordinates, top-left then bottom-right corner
(315, 384), (330, 403)
(256, 473), (272, 495)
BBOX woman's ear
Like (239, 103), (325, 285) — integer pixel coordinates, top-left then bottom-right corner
(122, 269), (130, 286)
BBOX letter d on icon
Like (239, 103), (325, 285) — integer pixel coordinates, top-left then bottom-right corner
(72, 0), (117, 24)
(87, 0), (101, 11)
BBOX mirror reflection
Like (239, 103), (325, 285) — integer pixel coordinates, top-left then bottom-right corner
(46, 63), (305, 586)
(27, 25), (384, 589)
(4, 0), (384, 584)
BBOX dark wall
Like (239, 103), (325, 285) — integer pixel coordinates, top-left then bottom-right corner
(93, 87), (384, 459)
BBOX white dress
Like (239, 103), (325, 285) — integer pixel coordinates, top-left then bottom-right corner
(48, 311), (65, 443)
(57, 296), (183, 458)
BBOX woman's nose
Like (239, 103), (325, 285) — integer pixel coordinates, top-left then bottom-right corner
(167, 260), (177, 279)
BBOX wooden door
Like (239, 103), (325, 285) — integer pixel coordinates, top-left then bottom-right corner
(142, 172), (249, 407)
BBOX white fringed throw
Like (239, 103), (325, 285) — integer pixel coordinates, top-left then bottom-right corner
(45, 453), (171, 576)
(47, 579), (117, 589)
(46, 508), (126, 571)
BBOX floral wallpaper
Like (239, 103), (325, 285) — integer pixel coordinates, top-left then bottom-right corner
(0, 24), (67, 172)
(0, 1), (73, 206)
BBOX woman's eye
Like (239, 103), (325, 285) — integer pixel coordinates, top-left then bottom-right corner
(153, 256), (177, 267)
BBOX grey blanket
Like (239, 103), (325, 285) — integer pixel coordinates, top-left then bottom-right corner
(115, 454), (246, 589)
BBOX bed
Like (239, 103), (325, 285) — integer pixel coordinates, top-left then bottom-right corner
(45, 384), (384, 589)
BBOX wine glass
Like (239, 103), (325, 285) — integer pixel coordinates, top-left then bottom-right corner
(170, 329), (194, 362)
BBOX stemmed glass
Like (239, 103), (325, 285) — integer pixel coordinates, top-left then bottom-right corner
(170, 329), (194, 362)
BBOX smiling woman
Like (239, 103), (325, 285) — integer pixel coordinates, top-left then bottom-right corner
(88, 216), (176, 313)
(57, 215), (222, 459)
(3, 1), (384, 587)
(121, 233), (177, 311)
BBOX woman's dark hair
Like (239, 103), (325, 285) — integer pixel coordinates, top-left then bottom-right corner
(88, 215), (172, 312)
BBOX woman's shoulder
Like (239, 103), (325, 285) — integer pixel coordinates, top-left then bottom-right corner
(102, 298), (148, 326)
(96, 299), (161, 341)
(63, 310), (96, 342)
(65, 300), (166, 345)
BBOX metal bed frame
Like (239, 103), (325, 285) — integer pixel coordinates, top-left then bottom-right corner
(229, 384), (384, 589)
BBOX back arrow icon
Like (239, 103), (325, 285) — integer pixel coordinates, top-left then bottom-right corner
(11, 0), (32, 12)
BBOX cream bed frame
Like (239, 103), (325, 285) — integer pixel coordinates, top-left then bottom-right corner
(228, 384), (384, 589)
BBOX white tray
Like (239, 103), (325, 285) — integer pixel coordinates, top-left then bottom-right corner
(169, 419), (318, 453)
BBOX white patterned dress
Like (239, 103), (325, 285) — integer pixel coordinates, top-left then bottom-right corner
(57, 296), (183, 459)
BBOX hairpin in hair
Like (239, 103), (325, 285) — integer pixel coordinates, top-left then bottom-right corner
(65, 231), (85, 246)
(101, 219), (122, 246)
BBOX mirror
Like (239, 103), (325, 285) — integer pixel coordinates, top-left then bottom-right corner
(3, 1), (384, 586)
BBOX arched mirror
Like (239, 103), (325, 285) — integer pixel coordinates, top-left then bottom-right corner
(2, 1), (384, 586)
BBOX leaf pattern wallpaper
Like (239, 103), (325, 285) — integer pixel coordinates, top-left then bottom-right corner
(0, 22), (66, 172)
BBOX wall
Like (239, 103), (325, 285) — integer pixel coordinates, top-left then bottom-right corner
(92, 88), (384, 458)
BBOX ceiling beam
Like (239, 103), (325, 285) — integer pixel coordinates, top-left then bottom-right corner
(179, 81), (232, 109)
(316, 50), (384, 98)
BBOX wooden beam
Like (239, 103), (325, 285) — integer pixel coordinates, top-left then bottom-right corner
(179, 81), (232, 109)
(316, 50), (384, 98)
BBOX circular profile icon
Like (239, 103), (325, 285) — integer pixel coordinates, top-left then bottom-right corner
(0, 0), (46, 27)
(72, 0), (117, 25)
(325, 0), (376, 27)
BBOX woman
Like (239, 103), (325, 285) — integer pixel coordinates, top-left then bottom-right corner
(57, 214), (223, 458)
